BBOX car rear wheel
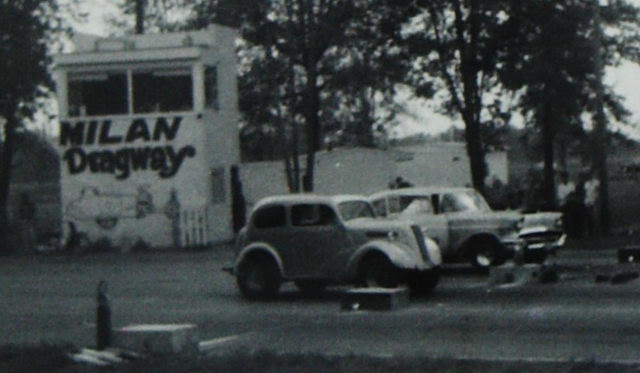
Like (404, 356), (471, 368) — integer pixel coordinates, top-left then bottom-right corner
(236, 256), (282, 299)
(360, 255), (400, 288)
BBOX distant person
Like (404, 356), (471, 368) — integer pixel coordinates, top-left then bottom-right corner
(556, 171), (575, 209)
(556, 171), (577, 238)
(583, 171), (600, 237)
(392, 176), (413, 189)
(231, 165), (246, 233)
(523, 168), (543, 212)
(17, 193), (37, 252)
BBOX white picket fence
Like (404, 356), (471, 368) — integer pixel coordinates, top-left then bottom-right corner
(180, 207), (209, 247)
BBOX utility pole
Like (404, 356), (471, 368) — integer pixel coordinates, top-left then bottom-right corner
(591, 0), (610, 235)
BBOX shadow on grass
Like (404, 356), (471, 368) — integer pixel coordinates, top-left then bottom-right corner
(441, 265), (490, 277)
(5, 345), (640, 373)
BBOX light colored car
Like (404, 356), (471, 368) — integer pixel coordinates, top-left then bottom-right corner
(231, 194), (442, 299)
(369, 187), (565, 268)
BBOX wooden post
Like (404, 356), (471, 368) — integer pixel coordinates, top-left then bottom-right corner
(96, 280), (112, 350)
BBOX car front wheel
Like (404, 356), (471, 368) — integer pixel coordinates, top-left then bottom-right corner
(408, 267), (440, 295)
(236, 256), (282, 299)
(360, 255), (400, 288)
(470, 243), (505, 269)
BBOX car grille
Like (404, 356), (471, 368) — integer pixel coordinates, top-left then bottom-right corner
(365, 231), (389, 239)
(410, 225), (429, 262)
(520, 230), (564, 245)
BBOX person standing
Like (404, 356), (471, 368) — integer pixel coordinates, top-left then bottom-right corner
(17, 192), (37, 252)
(556, 171), (576, 237)
(583, 171), (601, 237)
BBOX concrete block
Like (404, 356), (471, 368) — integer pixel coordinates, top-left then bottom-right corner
(112, 324), (198, 354)
(618, 247), (640, 263)
(341, 287), (409, 311)
(488, 264), (545, 286)
(610, 271), (639, 284)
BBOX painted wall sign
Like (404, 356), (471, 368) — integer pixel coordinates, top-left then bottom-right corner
(59, 117), (196, 179)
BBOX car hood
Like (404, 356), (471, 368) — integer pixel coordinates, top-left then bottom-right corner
(522, 211), (562, 230)
(447, 210), (521, 223)
(344, 217), (413, 231)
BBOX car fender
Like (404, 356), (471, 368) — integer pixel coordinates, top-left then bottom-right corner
(458, 233), (505, 257)
(234, 242), (286, 278)
(346, 240), (421, 278)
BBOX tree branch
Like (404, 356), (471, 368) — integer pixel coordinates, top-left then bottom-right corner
(427, 5), (465, 114)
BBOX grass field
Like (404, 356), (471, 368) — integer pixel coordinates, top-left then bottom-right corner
(4, 344), (640, 373)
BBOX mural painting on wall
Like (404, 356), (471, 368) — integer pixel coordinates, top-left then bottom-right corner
(59, 117), (196, 179)
(65, 185), (182, 247)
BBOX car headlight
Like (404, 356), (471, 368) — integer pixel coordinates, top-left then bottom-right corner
(555, 217), (563, 229)
(515, 217), (524, 231)
(387, 231), (399, 240)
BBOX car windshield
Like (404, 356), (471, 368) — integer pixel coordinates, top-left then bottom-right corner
(441, 190), (492, 213)
(338, 200), (376, 221)
(395, 196), (433, 216)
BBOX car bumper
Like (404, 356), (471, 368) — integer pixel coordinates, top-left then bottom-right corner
(519, 226), (566, 253)
(501, 238), (525, 257)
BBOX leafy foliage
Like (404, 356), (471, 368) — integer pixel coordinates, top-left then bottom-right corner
(496, 0), (639, 210)
(0, 0), (78, 249)
(108, 0), (192, 33)
(107, 0), (640, 197)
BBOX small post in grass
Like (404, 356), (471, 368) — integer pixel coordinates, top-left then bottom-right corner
(96, 280), (112, 350)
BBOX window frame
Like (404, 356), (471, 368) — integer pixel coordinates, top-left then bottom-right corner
(67, 70), (130, 117)
(131, 67), (194, 114)
(291, 203), (337, 227)
(64, 63), (196, 118)
(252, 204), (287, 230)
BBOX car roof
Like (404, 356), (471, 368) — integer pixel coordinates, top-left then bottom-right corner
(369, 186), (475, 199)
(253, 194), (369, 210)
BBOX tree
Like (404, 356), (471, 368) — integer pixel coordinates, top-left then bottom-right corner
(0, 0), (74, 251)
(499, 1), (596, 210)
(110, 0), (190, 34)
(498, 0), (639, 217)
(188, 0), (409, 191)
(401, 0), (512, 194)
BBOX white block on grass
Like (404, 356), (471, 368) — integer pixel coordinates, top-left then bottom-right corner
(488, 264), (543, 287)
(112, 324), (198, 354)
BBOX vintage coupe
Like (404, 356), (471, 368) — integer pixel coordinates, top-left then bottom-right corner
(369, 187), (565, 268)
(231, 194), (442, 299)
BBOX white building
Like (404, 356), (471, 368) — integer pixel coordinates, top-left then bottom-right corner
(53, 25), (239, 250)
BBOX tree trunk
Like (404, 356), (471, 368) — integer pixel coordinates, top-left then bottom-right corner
(358, 87), (375, 148)
(541, 103), (556, 211)
(557, 134), (568, 172)
(288, 55), (301, 193)
(591, 0), (610, 235)
(455, 0), (486, 194)
(135, 0), (145, 34)
(0, 112), (16, 253)
(303, 62), (320, 192)
(463, 114), (486, 194)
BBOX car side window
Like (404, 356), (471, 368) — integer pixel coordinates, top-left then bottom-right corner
(372, 199), (387, 217)
(291, 204), (336, 226)
(441, 194), (458, 213)
(400, 197), (433, 215)
(253, 205), (287, 229)
(388, 196), (401, 215)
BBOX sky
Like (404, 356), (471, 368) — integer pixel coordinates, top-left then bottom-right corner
(71, 0), (640, 140)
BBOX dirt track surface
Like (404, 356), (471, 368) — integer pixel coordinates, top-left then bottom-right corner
(3, 245), (640, 362)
